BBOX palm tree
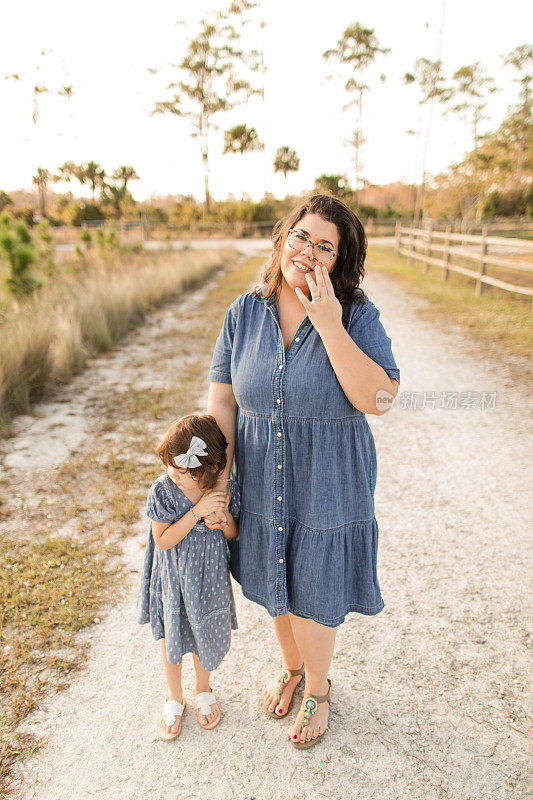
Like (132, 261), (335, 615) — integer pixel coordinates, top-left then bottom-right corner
(152, 3), (261, 215)
(223, 125), (264, 197)
(273, 146), (300, 183)
(32, 167), (50, 218)
(324, 23), (389, 204)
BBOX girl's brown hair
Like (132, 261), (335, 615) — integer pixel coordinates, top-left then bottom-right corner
(256, 194), (367, 326)
(156, 414), (227, 490)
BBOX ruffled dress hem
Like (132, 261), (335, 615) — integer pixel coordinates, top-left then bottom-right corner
(237, 585), (384, 628)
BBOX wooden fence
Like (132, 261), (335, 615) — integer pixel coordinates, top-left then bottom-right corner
(395, 223), (533, 309)
(52, 216), (402, 244)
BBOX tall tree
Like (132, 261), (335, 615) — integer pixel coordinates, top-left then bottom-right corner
(404, 58), (450, 224)
(502, 44), (533, 183)
(445, 62), (497, 224)
(273, 147), (300, 183)
(324, 23), (389, 204)
(152, 1), (261, 214)
(32, 167), (50, 218)
(448, 63), (497, 162)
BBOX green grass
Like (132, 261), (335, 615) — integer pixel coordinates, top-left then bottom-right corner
(367, 245), (533, 361)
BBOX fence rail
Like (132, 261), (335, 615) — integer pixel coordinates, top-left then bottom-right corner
(394, 223), (533, 309)
(50, 216), (403, 245)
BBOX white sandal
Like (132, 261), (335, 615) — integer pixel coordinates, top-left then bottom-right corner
(196, 691), (220, 729)
(158, 698), (186, 741)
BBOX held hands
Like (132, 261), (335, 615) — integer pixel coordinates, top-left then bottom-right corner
(294, 265), (342, 337)
(192, 490), (227, 522)
(204, 510), (229, 530)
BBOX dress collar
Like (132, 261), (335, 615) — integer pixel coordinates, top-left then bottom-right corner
(252, 286), (276, 307)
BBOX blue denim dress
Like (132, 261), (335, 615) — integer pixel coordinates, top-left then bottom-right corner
(136, 476), (240, 670)
(208, 290), (400, 628)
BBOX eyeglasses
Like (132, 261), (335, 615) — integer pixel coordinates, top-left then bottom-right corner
(287, 229), (337, 264)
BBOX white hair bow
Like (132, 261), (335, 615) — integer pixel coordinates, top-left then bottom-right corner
(173, 436), (208, 469)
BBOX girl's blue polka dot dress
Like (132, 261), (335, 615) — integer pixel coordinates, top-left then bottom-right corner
(136, 476), (240, 671)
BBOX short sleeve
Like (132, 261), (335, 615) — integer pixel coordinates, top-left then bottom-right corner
(207, 297), (241, 384)
(228, 480), (241, 520)
(146, 478), (179, 523)
(347, 298), (400, 383)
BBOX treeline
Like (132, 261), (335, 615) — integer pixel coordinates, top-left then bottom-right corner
(426, 101), (533, 222)
(5, 0), (531, 230)
(0, 174), (409, 231)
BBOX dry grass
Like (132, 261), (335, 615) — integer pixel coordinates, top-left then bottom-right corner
(0, 247), (234, 433)
(0, 251), (264, 796)
(367, 245), (533, 362)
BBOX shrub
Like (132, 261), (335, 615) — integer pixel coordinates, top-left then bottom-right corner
(0, 219), (41, 300)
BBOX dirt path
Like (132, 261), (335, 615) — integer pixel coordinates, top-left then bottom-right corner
(4, 260), (532, 800)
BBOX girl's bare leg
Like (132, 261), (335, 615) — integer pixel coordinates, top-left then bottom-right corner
(288, 614), (336, 743)
(160, 639), (183, 735)
(193, 653), (220, 727)
(263, 613), (304, 715)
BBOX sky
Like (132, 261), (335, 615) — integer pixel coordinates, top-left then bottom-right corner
(2, 0), (531, 202)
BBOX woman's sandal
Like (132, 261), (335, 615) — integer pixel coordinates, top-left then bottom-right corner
(196, 691), (221, 730)
(290, 679), (331, 750)
(157, 698), (186, 741)
(264, 664), (305, 719)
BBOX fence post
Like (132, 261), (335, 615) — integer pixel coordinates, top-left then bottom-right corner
(475, 226), (488, 297)
(422, 223), (433, 274)
(408, 225), (415, 266)
(442, 225), (451, 281)
(395, 221), (401, 255)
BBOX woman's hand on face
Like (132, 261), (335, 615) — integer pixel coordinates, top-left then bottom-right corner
(294, 265), (342, 337)
(193, 490), (227, 520)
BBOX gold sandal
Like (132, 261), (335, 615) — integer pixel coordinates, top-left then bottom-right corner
(264, 664), (305, 718)
(290, 679), (331, 749)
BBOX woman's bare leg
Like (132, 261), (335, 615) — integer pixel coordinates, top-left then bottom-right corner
(287, 613), (336, 743)
(160, 639), (183, 735)
(263, 613), (304, 715)
(193, 653), (220, 728)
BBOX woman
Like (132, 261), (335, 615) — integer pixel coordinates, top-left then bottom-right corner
(205, 194), (400, 749)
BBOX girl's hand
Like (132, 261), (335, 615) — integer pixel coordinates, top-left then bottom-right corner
(193, 490), (227, 520)
(294, 265), (342, 337)
(204, 513), (228, 530)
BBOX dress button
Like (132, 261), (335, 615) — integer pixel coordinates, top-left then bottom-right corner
(295, 337), (300, 342)
(277, 496), (282, 501)
(277, 464), (282, 469)
(277, 432), (281, 437)
(278, 558), (284, 564)
(278, 526), (282, 531)
(278, 364), (283, 369)
(276, 399), (281, 404)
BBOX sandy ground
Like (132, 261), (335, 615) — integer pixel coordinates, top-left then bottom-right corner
(3, 252), (532, 800)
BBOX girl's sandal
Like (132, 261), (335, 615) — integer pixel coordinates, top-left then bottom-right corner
(290, 679), (331, 750)
(196, 691), (221, 730)
(265, 664), (305, 719)
(157, 698), (186, 741)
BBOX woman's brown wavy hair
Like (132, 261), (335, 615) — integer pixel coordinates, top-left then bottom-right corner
(255, 194), (367, 326)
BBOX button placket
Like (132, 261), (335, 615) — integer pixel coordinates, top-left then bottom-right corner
(267, 303), (288, 613)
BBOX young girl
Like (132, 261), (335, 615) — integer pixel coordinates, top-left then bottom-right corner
(136, 414), (240, 741)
